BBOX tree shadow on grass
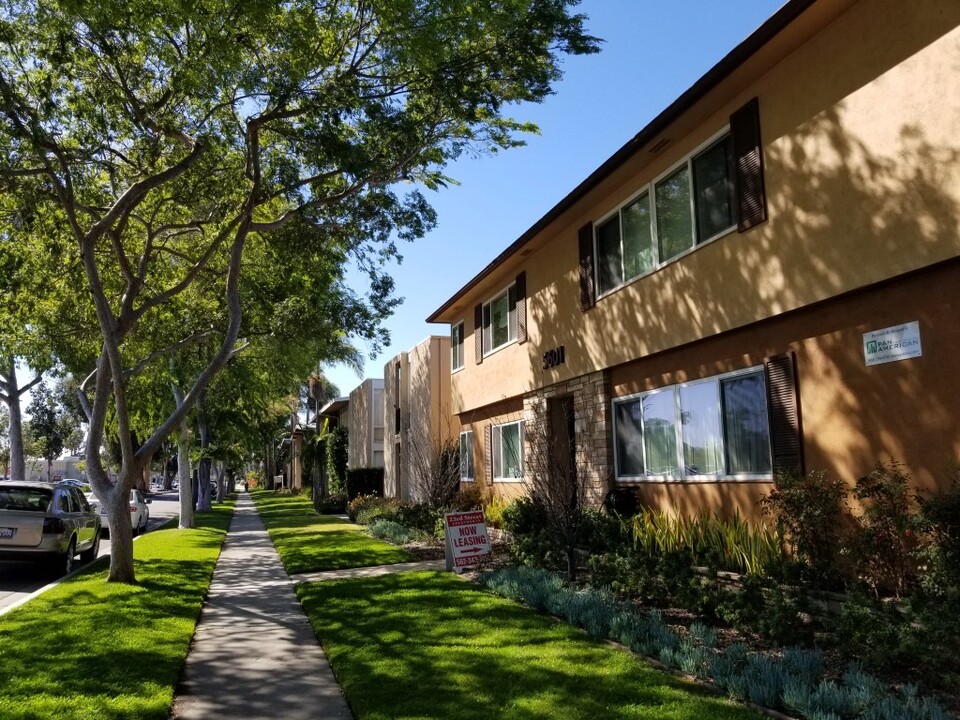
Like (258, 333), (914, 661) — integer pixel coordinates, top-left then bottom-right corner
(298, 571), (762, 720)
(0, 509), (231, 720)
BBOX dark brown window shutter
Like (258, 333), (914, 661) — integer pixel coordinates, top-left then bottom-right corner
(484, 424), (494, 486)
(764, 352), (804, 476)
(730, 97), (767, 233)
(578, 222), (595, 311)
(474, 304), (483, 365)
(515, 272), (527, 344)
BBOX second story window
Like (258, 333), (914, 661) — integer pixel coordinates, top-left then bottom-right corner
(451, 321), (464, 371)
(482, 283), (517, 355)
(595, 131), (736, 297)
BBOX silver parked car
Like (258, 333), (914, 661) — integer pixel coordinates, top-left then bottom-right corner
(0, 482), (102, 575)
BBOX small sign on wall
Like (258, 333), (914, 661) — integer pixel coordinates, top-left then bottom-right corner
(444, 510), (491, 573)
(863, 321), (922, 367)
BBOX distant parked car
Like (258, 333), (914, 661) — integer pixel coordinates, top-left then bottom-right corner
(59, 478), (88, 489)
(0, 481), (102, 575)
(86, 489), (151, 537)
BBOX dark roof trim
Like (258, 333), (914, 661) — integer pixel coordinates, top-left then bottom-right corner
(427, 0), (816, 323)
(319, 397), (349, 416)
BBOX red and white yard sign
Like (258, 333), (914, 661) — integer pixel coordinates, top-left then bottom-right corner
(444, 511), (491, 572)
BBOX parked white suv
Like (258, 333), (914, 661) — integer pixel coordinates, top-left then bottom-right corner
(85, 489), (151, 537)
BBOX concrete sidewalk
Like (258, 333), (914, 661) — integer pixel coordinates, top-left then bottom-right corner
(289, 558), (445, 585)
(172, 492), (352, 720)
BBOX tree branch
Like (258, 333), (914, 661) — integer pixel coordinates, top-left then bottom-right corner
(123, 329), (218, 380)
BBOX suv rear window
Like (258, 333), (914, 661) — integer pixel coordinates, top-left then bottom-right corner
(0, 487), (53, 512)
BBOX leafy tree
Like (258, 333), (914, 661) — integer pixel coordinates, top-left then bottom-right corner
(25, 381), (73, 481)
(0, 359), (42, 481)
(0, 1), (598, 583)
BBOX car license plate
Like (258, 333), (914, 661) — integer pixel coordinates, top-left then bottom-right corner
(0, 527), (15, 539)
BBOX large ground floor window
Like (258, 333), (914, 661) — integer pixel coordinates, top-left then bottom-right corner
(613, 367), (771, 481)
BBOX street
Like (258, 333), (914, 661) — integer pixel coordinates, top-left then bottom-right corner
(0, 490), (182, 611)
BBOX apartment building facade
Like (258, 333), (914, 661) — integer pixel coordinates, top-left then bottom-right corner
(346, 378), (385, 470)
(383, 336), (455, 501)
(427, 0), (960, 519)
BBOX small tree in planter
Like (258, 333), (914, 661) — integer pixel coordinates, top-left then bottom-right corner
(521, 394), (604, 581)
(407, 431), (461, 509)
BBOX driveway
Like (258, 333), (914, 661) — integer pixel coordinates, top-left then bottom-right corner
(0, 490), (182, 612)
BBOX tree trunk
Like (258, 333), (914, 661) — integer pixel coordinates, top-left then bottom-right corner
(215, 462), (226, 503)
(46, 457), (52, 482)
(177, 418), (195, 529)
(139, 450), (152, 491)
(263, 440), (274, 487)
(196, 399), (212, 512)
(2, 358), (27, 482)
(103, 470), (136, 582)
(164, 446), (176, 490)
(85, 458), (138, 583)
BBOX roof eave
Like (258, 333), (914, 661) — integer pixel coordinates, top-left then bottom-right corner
(426, 0), (815, 324)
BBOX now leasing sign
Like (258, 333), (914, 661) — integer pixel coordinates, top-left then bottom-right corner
(863, 321), (922, 367)
(444, 511), (491, 573)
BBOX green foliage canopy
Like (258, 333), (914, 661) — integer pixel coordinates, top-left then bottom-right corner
(0, 0), (598, 580)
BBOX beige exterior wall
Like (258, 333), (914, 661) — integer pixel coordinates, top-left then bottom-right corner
(441, 0), (960, 415)
(346, 379), (384, 469)
(382, 336), (454, 501)
(613, 260), (960, 519)
(430, 0), (960, 517)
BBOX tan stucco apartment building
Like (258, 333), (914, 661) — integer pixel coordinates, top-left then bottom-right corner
(428, 0), (960, 520)
(383, 336), (456, 501)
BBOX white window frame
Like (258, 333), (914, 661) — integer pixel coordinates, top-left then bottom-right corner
(482, 282), (517, 357)
(451, 320), (464, 372)
(595, 127), (736, 300)
(492, 420), (524, 482)
(459, 430), (474, 482)
(611, 366), (771, 483)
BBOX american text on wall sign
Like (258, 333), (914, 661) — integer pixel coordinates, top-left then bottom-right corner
(863, 321), (922, 367)
(542, 345), (566, 370)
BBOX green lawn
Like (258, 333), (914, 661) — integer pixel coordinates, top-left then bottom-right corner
(250, 490), (411, 573)
(0, 502), (234, 720)
(297, 571), (764, 720)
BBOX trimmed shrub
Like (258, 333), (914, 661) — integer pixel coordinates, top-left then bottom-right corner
(852, 460), (918, 597)
(369, 518), (416, 545)
(393, 503), (445, 538)
(348, 494), (400, 524)
(915, 475), (960, 601)
(761, 469), (852, 586)
(315, 492), (348, 514)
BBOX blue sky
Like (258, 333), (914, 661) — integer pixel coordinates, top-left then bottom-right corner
(324, 0), (786, 397)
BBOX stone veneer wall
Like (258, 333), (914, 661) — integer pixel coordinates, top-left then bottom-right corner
(522, 369), (612, 507)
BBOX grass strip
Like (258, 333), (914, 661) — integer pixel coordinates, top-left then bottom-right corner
(251, 490), (411, 573)
(0, 502), (234, 720)
(297, 571), (764, 720)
